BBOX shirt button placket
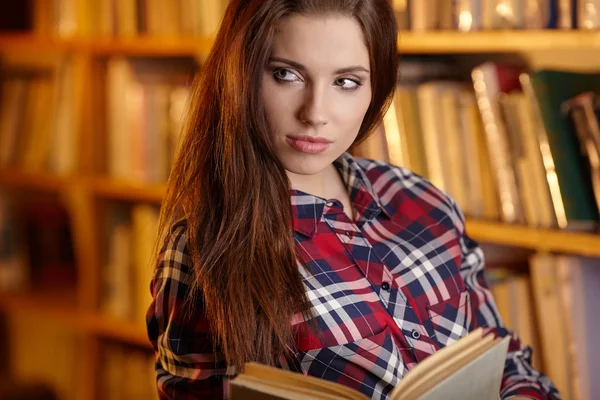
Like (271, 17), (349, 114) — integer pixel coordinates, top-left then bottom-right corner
(378, 278), (393, 306)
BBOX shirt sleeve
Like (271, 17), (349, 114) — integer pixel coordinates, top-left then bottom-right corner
(146, 221), (236, 400)
(448, 199), (561, 400)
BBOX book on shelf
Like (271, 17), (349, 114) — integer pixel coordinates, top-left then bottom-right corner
(101, 202), (160, 326)
(0, 54), (83, 175)
(562, 91), (600, 217)
(230, 328), (510, 400)
(102, 342), (157, 400)
(355, 59), (600, 231)
(401, 0), (582, 32)
(529, 253), (600, 400)
(523, 69), (600, 231)
(23, 0), (597, 39)
(0, 193), (28, 292)
(32, 0), (231, 38)
(472, 62), (527, 226)
(105, 56), (194, 184)
(486, 268), (542, 369)
(0, 191), (77, 295)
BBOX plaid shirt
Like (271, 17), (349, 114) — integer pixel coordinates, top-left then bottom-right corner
(147, 152), (560, 400)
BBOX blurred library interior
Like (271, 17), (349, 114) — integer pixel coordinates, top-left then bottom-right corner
(0, 0), (600, 399)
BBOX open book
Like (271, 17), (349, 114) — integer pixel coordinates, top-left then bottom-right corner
(230, 328), (510, 400)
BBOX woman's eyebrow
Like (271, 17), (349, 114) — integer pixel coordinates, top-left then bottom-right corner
(268, 57), (370, 74)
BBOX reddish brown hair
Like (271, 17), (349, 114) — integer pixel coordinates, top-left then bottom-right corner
(158, 0), (398, 371)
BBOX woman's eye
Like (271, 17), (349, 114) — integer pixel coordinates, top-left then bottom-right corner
(273, 68), (299, 82)
(335, 78), (361, 90)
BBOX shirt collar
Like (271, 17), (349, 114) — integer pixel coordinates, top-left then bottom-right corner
(290, 152), (391, 237)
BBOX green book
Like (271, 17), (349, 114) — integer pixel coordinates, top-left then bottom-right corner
(525, 69), (600, 230)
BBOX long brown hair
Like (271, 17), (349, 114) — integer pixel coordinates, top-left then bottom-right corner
(158, 0), (398, 371)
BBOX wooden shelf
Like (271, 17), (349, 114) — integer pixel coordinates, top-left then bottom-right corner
(0, 33), (84, 52)
(0, 292), (150, 348)
(0, 34), (212, 56)
(466, 219), (600, 257)
(0, 171), (166, 203)
(3, 31), (600, 56)
(0, 290), (79, 322)
(85, 36), (213, 56)
(0, 169), (74, 192)
(398, 30), (600, 53)
(83, 314), (151, 348)
(91, 177), (166, 203)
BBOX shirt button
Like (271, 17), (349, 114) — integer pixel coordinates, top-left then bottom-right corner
(411, 330), (421, 340)
(326, 201), (334, 207)
(381, 282), (391, 291)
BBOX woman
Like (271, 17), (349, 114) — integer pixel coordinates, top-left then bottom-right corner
(146, 0), (559, 399)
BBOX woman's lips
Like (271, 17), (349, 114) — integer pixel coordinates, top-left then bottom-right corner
(286, 135), (332, 154)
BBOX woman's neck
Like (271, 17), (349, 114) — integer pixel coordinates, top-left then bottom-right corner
(288, 162), (355, 221)
(287, 163), (345, 200)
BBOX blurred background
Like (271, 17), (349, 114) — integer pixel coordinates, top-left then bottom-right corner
(0, 0), (599, 399)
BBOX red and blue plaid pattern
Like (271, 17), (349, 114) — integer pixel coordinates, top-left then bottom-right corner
(147, 152), (560, 400)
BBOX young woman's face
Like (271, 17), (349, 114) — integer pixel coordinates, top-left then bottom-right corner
(261, 14), (372, 177)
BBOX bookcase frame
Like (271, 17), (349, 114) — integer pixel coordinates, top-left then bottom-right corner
(1, 29), (600, 400)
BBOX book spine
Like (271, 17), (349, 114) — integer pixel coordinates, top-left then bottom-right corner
(558, 0), (575, 28)
(563, 93), (600, 216)
(520, 73), (569, 229)
(526, 72), (599, 229)
(522, 0), (544, 28)
(455, 0), (481, 31)
(578, 0), (600, 29)
(491, 0), (523, 28)
(410, 0), (436, 31)
(417, 83), (448, 191)
(499, 93), (539, 226)
(546, 0), (559, 28)
(472, 64), (524, 224)
(393, 0), (410, 30)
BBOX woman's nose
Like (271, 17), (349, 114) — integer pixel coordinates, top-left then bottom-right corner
(298, 86), (328, 127)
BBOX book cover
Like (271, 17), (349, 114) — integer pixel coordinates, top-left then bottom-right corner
(525, 70), (600, 230)
(230, 328), (510, 400)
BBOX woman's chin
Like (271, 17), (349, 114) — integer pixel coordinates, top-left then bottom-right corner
(281, 156), (331, 177)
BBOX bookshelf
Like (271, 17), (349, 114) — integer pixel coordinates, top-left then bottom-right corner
(5, 170), (600, 257)
(465, 220), (600, 258)
(3, 30), (600, 55)
(1, 2), (600, 400)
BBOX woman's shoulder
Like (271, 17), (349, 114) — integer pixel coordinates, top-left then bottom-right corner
(354, 157), (447, 200)
(163, 217), (189, 249)
(354, 156), (425, 183)
(157, 218), (193, 276)
(354, 157), (464, 227)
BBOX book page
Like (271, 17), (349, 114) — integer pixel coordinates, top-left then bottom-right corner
(413, 336), (509, 400)
(398, 334), (496, 399)
(231, 375), (347, 400)
(391, 328), (484, 395)
(237, 363), (369, 400)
